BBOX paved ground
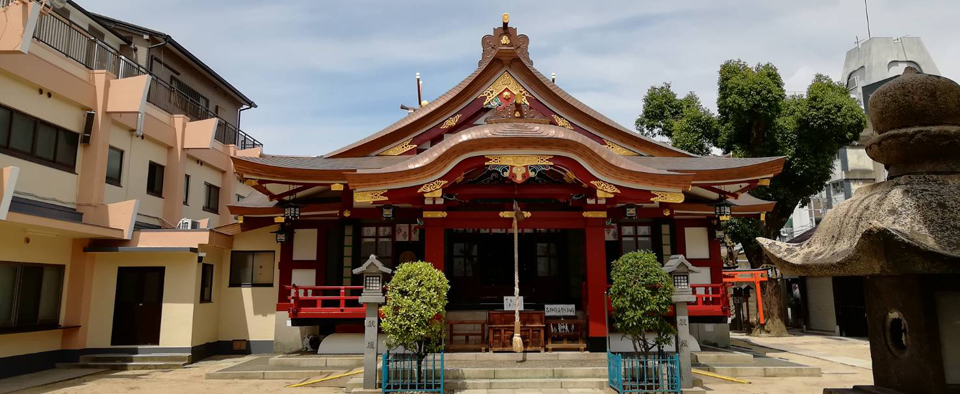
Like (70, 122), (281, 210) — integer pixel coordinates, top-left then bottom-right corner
(3, 331), (873, 393)
(700, 331), (873, 394)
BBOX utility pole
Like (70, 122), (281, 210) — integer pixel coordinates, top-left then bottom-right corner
(864, 0), (872, 39)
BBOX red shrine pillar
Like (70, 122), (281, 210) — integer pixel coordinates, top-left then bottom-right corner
(585, 218), (608, 340)
(424, 218), (445, 271)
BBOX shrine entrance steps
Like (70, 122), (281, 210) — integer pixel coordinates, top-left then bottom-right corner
(344, 352), (608, 392)
(57, 354), (190, 370)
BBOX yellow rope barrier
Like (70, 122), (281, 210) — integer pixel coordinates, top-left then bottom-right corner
(288, 369), (364, 388)
(692, 368), (751, 384)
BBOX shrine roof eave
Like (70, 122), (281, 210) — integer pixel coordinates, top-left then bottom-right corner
(343, 123), (692, 192)
(627, 156), (786, 183)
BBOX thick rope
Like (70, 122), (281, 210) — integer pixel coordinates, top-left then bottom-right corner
(512, 213), (523, 352)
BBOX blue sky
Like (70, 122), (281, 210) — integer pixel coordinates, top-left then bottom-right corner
(80, 0), (960, 156)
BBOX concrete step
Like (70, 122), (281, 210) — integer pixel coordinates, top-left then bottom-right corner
(445, 367), (606, 379)
(269, 355), (363, 368)
(448, 378), (608, 390)
(206, 370), (338, 380)
(57, 361), (186, 371)
(698, 363), (821, 378)
(346, 377), (608, 392)
(78, 353), (191, 364)
(691, 351), (753, 364)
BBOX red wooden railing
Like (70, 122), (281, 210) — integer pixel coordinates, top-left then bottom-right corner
(285, 285), (365, 319)
(688, 284), (729, 316)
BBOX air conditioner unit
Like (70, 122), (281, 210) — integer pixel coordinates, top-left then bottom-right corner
(176, 218), (200, 230)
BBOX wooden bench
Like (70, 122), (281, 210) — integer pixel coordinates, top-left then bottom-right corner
(546, 318), (586, 352)
(446, 320), (488, 352)
(487, 310), (545, 352)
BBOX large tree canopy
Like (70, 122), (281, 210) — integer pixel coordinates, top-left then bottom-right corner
(636, 60), (866, 335)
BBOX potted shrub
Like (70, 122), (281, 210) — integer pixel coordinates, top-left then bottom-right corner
(380, 261), (449, 383)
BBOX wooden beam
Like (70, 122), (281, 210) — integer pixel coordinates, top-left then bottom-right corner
(271, 184), (320, 201)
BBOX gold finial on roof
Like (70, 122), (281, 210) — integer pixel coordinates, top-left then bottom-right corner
(502, 13), (510, 24)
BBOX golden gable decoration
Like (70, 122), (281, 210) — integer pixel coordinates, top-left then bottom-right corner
(650, 191), (685, 203)
(378, 139), (416, 156)
(484, 155), (552, 166)
(590, 180), (620, 194)
(440, 114), (462, 129)
(417, 179), (448, 194)
(551, 115), (574, 130)
(354, 190), (388, 203)
(479, 72), (530, 107)
(603, 139), (638, 156)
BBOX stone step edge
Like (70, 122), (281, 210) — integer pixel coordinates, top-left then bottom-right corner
(700, 365), (822, 378)
(57, 362), (186, 369)
(346, 377), (608, 391)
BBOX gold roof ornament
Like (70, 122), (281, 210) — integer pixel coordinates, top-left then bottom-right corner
(484, 155), (552, 166)
(379, 139), (417, 156)
(551, 115), (574, 130)
(354, 190), (388, 203)
(502, 13), (510, 24)
(440, 114), (462, 129)
(478, 72), (530, 106)
(417, 179), (448, 194)
(590, 180), (620, 194)
(603, 139), (639, 156)
(651, 191), (685, 203)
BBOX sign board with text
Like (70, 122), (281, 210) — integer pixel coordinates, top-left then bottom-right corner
(544, 304), (576, 316)
(503, 296), (524, 311)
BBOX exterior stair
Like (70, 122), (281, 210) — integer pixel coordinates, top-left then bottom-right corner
(58, 353), (190, 370)
(344, 352), (609, 393)
(692, 348), (821, 377)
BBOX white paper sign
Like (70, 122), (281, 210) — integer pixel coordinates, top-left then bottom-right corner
(503, 296), (524, 311)
(545, 304), (576, 316)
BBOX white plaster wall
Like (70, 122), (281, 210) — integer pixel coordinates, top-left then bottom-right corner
(684, 227), (710, 259)
(183, 155), (223, 226)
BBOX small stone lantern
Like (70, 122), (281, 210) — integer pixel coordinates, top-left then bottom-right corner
(758, 68), (960, 394)
(662, 254), (701, 390)
(352, 255), (392, 390)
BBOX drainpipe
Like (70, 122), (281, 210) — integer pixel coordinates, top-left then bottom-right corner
(238, 105), (253, 131)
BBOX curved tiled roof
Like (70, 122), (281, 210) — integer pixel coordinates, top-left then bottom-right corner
(234, 155), (410, 170)
(626, 156), (785, 171)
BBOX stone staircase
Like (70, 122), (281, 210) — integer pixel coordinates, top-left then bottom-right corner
(344, 352), (608, 393)
(58, 354), (190, 370)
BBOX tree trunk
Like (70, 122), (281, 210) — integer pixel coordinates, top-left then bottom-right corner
(743, 234), (788, 336)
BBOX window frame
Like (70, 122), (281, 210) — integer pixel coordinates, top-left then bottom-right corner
(146, 161), (165, 197)
(0, 261), (65, 332)
(0, 104), (79, 173)
(359, 226), (393, 268)
(203, 182), (220, 214)
(228, 251), (275, 287)
(199, 263), (214, 303)
(619, 224), (655, 256)
(105, 146), (124, 186)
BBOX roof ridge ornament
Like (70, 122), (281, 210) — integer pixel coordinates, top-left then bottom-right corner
(479, 14), (531, 66)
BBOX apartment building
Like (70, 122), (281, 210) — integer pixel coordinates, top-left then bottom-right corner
(0, 0), (265, 377)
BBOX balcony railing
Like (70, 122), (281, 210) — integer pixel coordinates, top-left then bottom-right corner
(15, 4), (262, 149)
(285, 285), (366, 319)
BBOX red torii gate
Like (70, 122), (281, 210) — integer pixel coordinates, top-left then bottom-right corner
(722, 269), (769, 325)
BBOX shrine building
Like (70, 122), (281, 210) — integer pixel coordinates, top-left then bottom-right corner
(228, 16), (785, 352)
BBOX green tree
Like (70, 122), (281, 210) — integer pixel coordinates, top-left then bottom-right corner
(380, 261), (449, 378)
(609, 251), (676, 357)
(637, 83), (719, 156)
(636, 60), (866, 335)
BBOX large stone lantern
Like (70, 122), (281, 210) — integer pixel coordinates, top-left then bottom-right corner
(758, 67), (960, 394)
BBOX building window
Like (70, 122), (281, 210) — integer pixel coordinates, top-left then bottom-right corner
(229, 251), (275, 287)
(0, 105), (79, 172)
(451, 242), (476, 277)
(536, 242), (559, 276)
(660, 224), (673, 264)
(106, 146), (123, 186)
(359, 226), (393, 267)
(199, 263), (214, 303)
(146, 161), (164, 197)
(0, 262), (64, 329)
(203, 183), (220, 214)
(171, 76), (209, 112)
(183, 174), (190, 205)
(620, 225), (654, 255)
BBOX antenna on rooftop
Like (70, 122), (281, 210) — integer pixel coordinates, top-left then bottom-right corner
(551, 73), (556, 83)
(416, 73), (425, 108)
(864, 0), (872, 39)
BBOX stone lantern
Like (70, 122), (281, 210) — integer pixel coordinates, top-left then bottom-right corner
(758, 68), (960, 394)
(352, 255), (392, 390)
(662, 254), (701, 390)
